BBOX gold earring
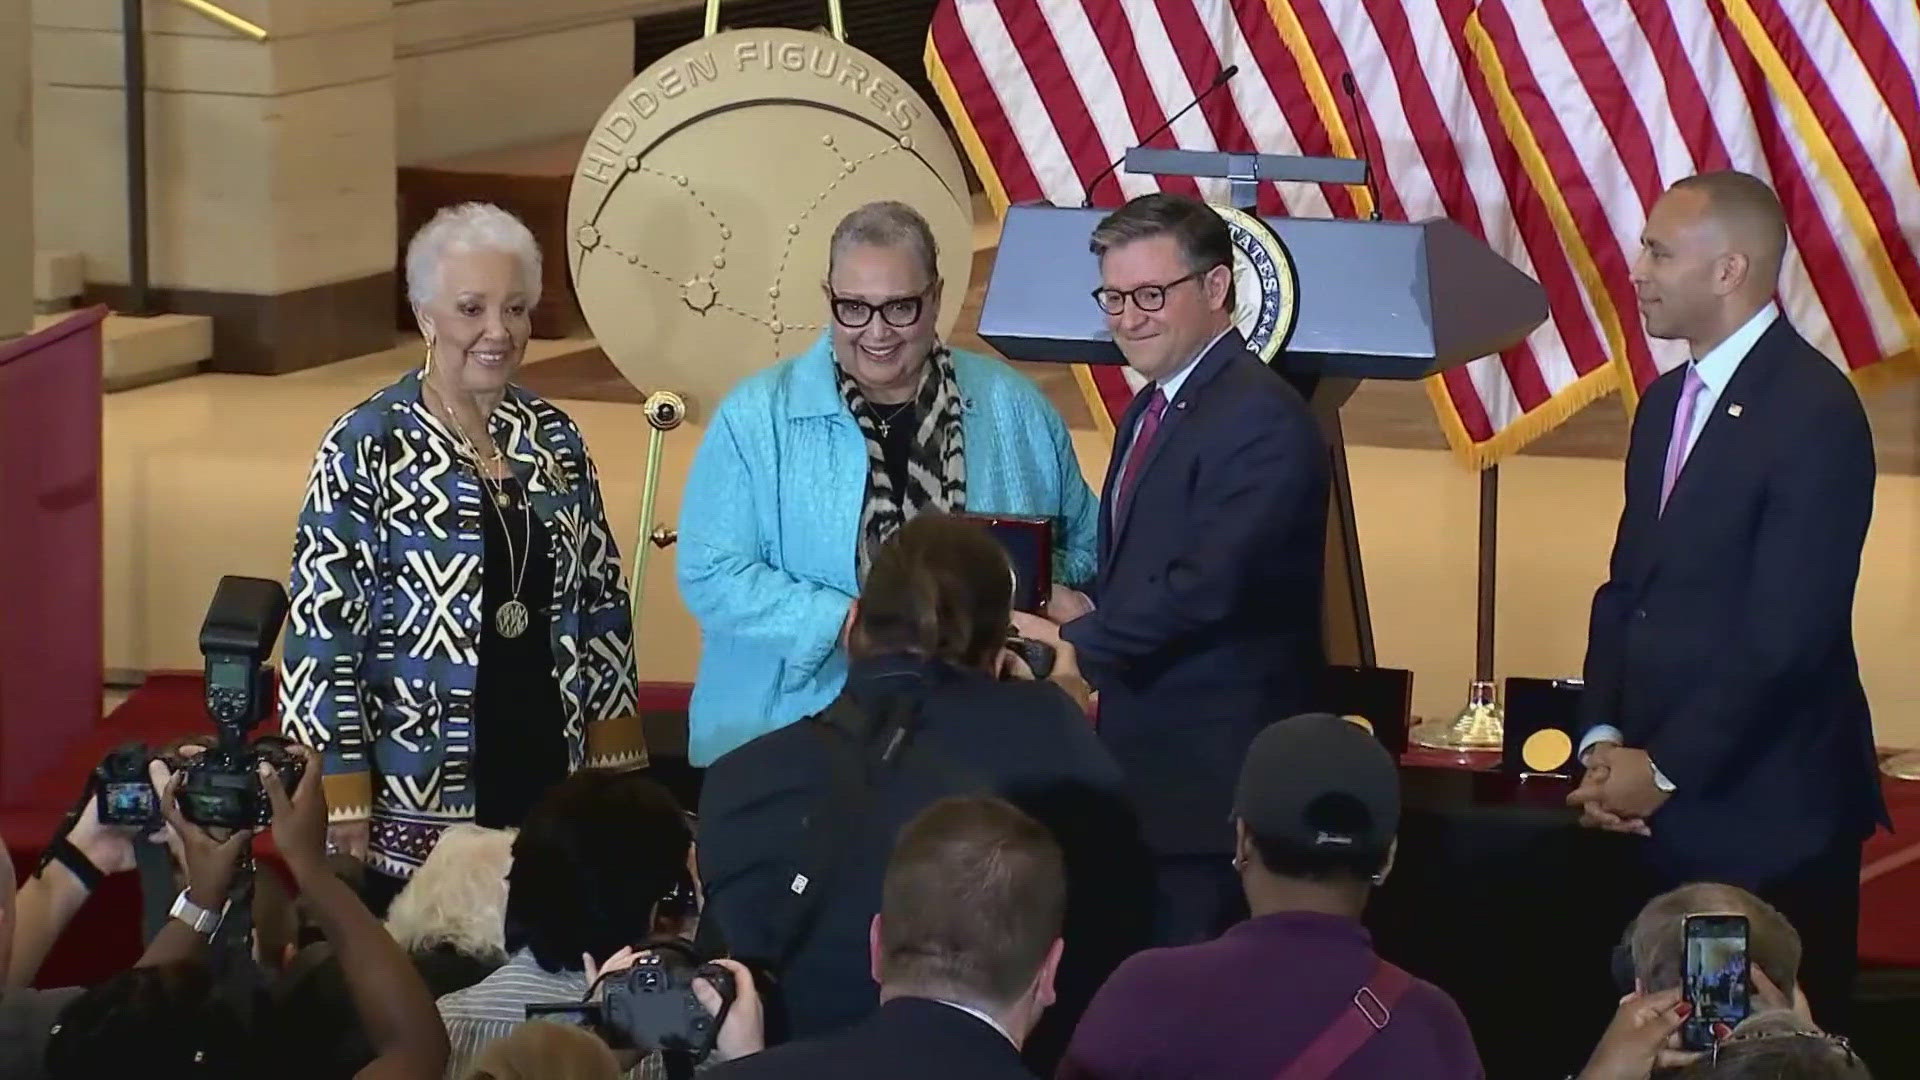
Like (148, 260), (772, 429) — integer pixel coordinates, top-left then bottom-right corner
(422, 336), (434, 375)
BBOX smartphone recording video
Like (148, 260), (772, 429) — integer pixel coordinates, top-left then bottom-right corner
(1682, 913), (1752, 1050)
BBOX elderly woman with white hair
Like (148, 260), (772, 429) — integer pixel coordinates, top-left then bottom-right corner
(385, 823), (515, 995)
(281, 202), (645, 911)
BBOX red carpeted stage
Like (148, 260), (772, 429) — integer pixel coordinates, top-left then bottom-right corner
(9, 672), (1920, 990)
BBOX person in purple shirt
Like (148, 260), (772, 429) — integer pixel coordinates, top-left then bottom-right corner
(1057, 713), (1483, 1080)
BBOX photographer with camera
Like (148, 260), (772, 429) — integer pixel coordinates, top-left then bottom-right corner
(436, 768), (761, 1079)
(6, 792), (145, 992)
(40, 743), (451, 1079)
(697, 514), (1151, 1073)
(2, 818), (91, 1079)
(2, 734), (264, 1080)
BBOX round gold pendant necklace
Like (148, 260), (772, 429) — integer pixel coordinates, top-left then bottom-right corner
(427, 383), (532, 638)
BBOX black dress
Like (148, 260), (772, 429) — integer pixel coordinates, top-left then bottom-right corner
(470, 473), (570, 828)
(877, 405), (916, 501)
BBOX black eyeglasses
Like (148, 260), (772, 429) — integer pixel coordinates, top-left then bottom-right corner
(1091, 267), (1217, 315)
(830, 284), (934, 329)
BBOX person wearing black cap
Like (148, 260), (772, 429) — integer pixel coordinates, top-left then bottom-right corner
(1057, 714), (1483, 1080)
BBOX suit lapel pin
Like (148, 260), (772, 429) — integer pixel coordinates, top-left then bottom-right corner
(1727, 403), (1743, 418)
(1175, 400), (1189, 411)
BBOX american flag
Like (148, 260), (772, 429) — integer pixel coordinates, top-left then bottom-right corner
(926, 0), (1920, 465)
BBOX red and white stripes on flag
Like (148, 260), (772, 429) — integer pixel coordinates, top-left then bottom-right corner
(1467, 0), (1920, 401)
(926, 1), (1920, 466)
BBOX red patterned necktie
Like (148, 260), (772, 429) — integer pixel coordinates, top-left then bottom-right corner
(1116, 388), (1169, 514)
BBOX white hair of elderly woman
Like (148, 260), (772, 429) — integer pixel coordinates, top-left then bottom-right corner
(404, 201), (544, 312)
(384, 823), (516, 962)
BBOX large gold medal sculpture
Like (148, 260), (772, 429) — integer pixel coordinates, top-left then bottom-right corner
(566, 2), (974, 620)
(567, 20), (972, 419)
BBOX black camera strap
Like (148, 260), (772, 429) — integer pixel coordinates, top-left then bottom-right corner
(36, 836), (103, 892)
(769, 686), (984, 977)
(34, 774), (103, 890)
(768, 691), (913, 976)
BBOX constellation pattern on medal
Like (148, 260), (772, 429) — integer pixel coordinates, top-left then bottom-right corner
(576, 129), (917, 344)
(768, 134), (912, 333)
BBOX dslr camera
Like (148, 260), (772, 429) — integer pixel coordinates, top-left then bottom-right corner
(527, 938), (738, 1060)
(1004, 635), (1056, 680)
(94, 577), (304, 830)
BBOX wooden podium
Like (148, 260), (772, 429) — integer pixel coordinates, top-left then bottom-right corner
(978, 182), (1547, 667)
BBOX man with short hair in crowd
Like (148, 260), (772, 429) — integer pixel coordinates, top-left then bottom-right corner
(1572, 884), (1821, 1080)
(1625, 883), (1802, 1009)
(707, 795), (1066, 1080)
(1058, 713), (1482, 1079)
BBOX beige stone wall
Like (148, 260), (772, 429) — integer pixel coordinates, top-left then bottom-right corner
(394, 0), (698, 164)
(32, 0), (397, 294)
(0, 0), (29, 337)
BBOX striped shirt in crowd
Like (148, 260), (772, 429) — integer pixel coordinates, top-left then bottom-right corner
(436, 949), (662, 1079)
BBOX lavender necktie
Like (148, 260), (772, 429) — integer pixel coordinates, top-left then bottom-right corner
(1659, 365), (1707, 513)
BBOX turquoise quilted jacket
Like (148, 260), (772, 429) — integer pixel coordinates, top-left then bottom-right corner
(676, 333), (1099, 764)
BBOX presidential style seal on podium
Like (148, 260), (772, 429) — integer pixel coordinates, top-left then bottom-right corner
(565, 0), (975, 609)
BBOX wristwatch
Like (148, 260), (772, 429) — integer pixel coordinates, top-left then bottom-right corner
(168, 889), (230, 937)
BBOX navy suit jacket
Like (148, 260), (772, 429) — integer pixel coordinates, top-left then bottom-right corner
(1062, 329), (1328, 855)
(1579, 318), (1886, 884)
(705, 997), (1036, 1080)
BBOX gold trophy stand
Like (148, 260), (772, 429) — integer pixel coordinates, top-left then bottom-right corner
(1883, 750), (1920, 781)
(1411, 467), (1506, 756)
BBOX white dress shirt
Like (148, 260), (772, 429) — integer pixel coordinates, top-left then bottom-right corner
(1116, 323), (1235, 486)
(930, 997), (1018, 1047)
(1579, 301), (1781, 789)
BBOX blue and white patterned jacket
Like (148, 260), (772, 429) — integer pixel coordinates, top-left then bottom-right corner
(280, 370), (644, 878)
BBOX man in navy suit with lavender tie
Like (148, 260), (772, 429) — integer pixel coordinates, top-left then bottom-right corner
(1014, 194), (1328, 947)
(1569, 171), (1885, 1031)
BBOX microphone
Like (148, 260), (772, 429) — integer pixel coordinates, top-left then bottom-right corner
(1340, 72), (1383, 221)
(1081, 64), (1241, 208)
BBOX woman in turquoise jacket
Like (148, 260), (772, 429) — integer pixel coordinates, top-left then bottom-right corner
(677, 201), (1099, 764)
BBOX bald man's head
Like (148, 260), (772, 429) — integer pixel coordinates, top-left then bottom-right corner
(1633, 171), (1787, 355)
(1672, 170), (1788, 282)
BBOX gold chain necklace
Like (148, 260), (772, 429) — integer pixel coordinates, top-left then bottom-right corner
(426, 386), (532, 639)
(870, 399), (913, 436)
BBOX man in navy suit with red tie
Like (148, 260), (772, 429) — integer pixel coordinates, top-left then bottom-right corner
(1015, 194), (1328, 946)
(1569, 172), (1885, 1030)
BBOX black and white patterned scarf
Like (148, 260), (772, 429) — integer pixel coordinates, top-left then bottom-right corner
(836, 343), (967, 577)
